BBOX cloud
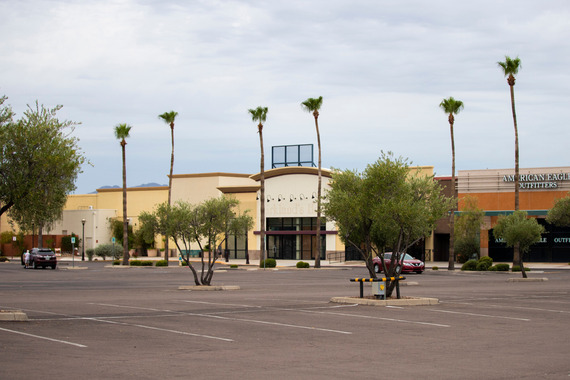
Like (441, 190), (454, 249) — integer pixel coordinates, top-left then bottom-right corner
(1, 0), (569, 193)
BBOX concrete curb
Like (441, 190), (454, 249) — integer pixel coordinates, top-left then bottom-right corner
(330, 296), (439, 306)
(507, 277), (549, 282)
(178, 285), (240, 291)
(63, 266), (88, 270)
(0, 310), (28, 321)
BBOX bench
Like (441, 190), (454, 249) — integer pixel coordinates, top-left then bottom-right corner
(350, 276), (406, 299)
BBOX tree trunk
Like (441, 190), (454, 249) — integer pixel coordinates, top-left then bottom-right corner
(314, 112), (322, 268)
(164, 123), (175, 266)
(509, 77), (521, 268)
(121, 141), (129, 265)
(448, 117), (456, 271)
(259, 124), (266, 267)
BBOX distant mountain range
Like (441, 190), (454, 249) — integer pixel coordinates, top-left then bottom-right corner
(88, 183), (167, 194)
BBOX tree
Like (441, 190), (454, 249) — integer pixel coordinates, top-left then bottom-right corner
(1, 101), (85, 247)
(109, 218), (134, 248)
(439, 96), (464, 270)
(323, 152), (453, 296)
(139, 197), (253, 285)
(546, 196), (570, 227)
(158, 110), (178, 266)
(114, 123), (132, 265)
(301, 96), (324, 268)
(493, 211), (544, 278)
(497, 55), (522, 267)
(248, 106), (268, 266)
(454, 195), (484, 262)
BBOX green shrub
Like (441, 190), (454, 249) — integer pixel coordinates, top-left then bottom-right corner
(296, 261), (310, 268)
(461, 259), (478, 271)
(512, 265), (531, 272)
(229, 264), (238, 269)
(95, 244), (123, 261)
(155, 260), (168, 267)
(130, 260), (151, 266)
(86, 248), (95, 261)
(432, 266), (439, 270)
(478, 256), (493, 266)
(112, 260), (120, 265)
(476, 257), (493, 271)
(493, 263), (510, 271)
(476, 261), (491, 271)
(260, 258), (276, 268)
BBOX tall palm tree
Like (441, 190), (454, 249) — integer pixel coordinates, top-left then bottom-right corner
(498, 55), (522, 267)
(439, 97), (464, 271)
(248, 106), (268, 267)
(158, 110), (178, 266)
(114, 123), (132, 265)
(301, 96), (323, 268)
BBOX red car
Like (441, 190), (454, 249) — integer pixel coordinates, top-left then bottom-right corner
(373, 252), (424, 274)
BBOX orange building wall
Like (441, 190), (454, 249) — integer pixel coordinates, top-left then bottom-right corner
(459, 191), (568, 211)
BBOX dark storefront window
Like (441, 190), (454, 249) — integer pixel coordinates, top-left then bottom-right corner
(489, 219), (570, 263)
(266, 217), (325, 260)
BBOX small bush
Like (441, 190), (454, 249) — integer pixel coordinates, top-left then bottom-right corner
(86, 248), (95, 261)
(512, 265), (531, 272)
(95, 244), (123, 261)
(0, 256), (9, 262)
(130, 260), (152, 266)
(476, 256), (493, 271)
(476, 261), (491, 271)
(478, 256), (493, 266)
(461, 259), (478, 271)
(155, 260), (168, 267)
(260, 258), (276, 268)
(296, 261), (310, 268)
(492, 263), (510, 271)
(432, 266), (439, 270)
(229, 264), (238, 269)
(112, 260), (120, 266)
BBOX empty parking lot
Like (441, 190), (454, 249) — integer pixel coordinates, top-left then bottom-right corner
(1, 261), (569, 379)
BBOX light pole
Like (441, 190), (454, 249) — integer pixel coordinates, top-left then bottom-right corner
(81, 219), (86, 261)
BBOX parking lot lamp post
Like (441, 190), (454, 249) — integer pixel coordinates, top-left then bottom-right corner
(81, 219), (86, 261)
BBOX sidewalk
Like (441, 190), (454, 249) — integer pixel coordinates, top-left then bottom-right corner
(54, 255), (570, 270)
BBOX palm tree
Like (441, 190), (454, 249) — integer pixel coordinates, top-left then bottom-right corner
(114, 123), (132, 265)
(439, 97), (464, 271)
(158, 110), (178, 266)
(248, 106), (268, 267)
(301, 96), (324, 268)
(498, 55), (522, 267)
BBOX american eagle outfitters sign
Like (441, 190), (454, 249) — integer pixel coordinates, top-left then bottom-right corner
(503, 173), (570, 189)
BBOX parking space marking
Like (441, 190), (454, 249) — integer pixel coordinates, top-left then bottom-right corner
(442, 302), (570, 314)
(179, 300), (263, 308)
(85, 318), (234, 342)
(288, 309), (451, 328)
(429, 309), (530, 321)
(94, 302), (353, 335)
(0, 326), (87, 348)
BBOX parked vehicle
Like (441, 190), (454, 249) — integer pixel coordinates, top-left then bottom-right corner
(28, 248), (57, 269)
(372, 252), (424, 274)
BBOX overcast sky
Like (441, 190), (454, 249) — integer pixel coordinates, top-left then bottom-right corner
(1, 0), (569, 194)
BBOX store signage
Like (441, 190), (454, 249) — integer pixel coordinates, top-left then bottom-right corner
(502, 172), (570, 189)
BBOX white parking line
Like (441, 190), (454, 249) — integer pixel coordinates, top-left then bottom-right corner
(288, 309), (451, 328)
(442, 302), (570, 314)
(429, 309), (530, 321)
(85, 318), (234, 342)
(93, 302), (352, 335)
(179, 300), (262, 308)
(0, 327), (87, 348)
